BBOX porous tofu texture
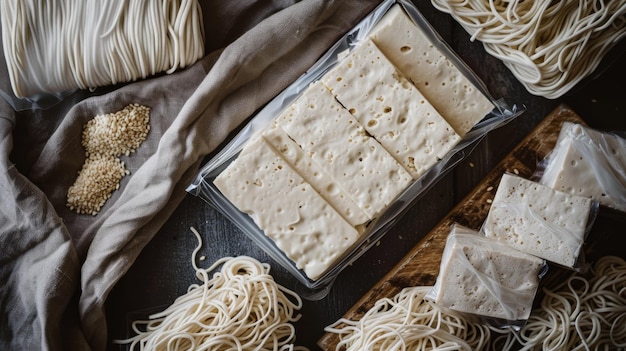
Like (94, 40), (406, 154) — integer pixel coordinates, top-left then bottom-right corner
(368, 4), (495, 137)
(275, 81), (412, 219)
(214, 137), (361, 280)
(483, 173), (593, 268)
(540, 122), (626, 212)
(322, 38), (460, 180)
(432, 224), (544, 320)
(262, 124), (370, 229)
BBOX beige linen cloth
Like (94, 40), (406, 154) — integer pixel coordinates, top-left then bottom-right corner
(0, 1), (380, 350)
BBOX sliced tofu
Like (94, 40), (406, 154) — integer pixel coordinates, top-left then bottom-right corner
(213, 137), (361, 280)
(261, 124), (370, 229)
(540, 122), (626, 213)
(275, 81), (413, 219)
(322, 38), (460, 179)
(483, 173), (593, 268)
(432, 224), (544, 321)
(369, 4), (495, 137)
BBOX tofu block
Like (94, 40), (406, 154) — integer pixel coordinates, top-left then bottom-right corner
(275, 81), (413, 219)
(369, 5), (495, 137)
(483, 173), (593, 268)
(261, 124), (370, 228)
(431, 224), (544, 321)
(322, 39), (461, 179)
(213, 137), (361, 280)
(540, 122), (626, 213)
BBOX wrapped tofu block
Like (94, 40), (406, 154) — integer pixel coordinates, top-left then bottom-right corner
(539, 122), (626, 213)
(483, 173), (595, 268)
(213, 136), (361, 280)
(322, 38), (461, 180)
(368, 4), (495, 137)
(427, 224), (545, 321)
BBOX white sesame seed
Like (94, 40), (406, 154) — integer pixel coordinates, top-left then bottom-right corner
(67, 104), (150, 215)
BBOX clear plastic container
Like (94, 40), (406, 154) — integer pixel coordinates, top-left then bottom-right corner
(187, 0), (525, 300)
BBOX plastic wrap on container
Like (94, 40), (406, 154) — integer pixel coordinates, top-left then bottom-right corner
(187, 0), (525, 299)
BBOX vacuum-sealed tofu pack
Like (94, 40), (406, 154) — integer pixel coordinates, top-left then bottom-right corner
(482, 173), (599, 271)
(187, 0), (524, 299)
(426, 224), (546, 327)
(536, 122), (626, 213)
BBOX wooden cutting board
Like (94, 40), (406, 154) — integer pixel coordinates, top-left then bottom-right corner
(317, 104), (590, 350)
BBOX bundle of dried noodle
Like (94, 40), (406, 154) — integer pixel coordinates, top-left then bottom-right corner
(492, 256), (626, 350)
(114, 228), (307, 351)
(325, 286), (490, 351)
(431, 0), (626, 98)
(0, 0), (204, 98)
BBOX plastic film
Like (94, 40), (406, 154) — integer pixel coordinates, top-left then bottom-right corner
(187, 0), (525, 299)
(426, 224), (546, 327)
(538, 122), (626, 213)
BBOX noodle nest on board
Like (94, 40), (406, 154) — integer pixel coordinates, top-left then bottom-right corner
(430, 0), (626, 99)
(324, 286), (491, 351)
(492, 255), (626, 351)
(114, 228), (307, 351)
(325, 256), (626, 351)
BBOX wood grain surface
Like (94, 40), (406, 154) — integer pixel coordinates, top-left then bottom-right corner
(317, 104), (590, 350)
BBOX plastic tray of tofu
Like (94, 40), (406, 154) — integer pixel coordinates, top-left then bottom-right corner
(187, 0), (525, 298)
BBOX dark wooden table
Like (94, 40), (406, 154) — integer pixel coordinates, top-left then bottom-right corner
(106, 1), (626, 350)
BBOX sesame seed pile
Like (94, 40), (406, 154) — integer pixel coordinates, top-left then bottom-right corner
(67, 104), (151, 215)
